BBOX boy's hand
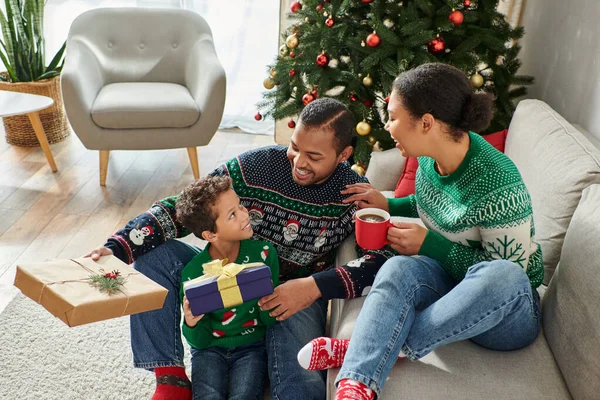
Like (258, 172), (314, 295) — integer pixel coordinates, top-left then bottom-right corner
(183, 296), (204, 328)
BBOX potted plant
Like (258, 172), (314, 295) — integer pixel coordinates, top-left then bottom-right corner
(0, 0), (68, 146)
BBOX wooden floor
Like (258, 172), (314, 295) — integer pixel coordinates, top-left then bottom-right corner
(0, 129), (275, 313)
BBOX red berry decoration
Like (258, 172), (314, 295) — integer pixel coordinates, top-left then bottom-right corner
(427, 36), (446, 54)
(366, 32), (381, 47)
(291, 1), (302, 13)
(464, 0), (471, 6)
(289, 51), (296, 58)
(449, 10), (464, 26)
(316, 3), (323, 11)
(316, 53), (329, 67)
(288, 120), (296, 128)
(349, 93), (358, 102)
(385, 95), (390, 103)
(302, 93), (315, 105)
(289, 69), (297, 77)
(325, 17), (335, 27)
(363, 99), (374, 108)
(254, 112), (262, 121)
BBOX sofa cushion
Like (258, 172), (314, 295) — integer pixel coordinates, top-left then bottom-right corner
(365, 148), (405, 192)
(505, 100), (600, 284)
(327, 294), (571, 400)
(92, 82), (200, 129)
(543, 184), (600, 400)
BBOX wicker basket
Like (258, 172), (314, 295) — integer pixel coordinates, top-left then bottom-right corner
(0, 74), (70, 147)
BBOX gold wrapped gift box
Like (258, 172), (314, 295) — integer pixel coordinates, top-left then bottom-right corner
(14, 255), (168, 327)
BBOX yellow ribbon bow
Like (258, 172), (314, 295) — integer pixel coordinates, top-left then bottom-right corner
(187, 259), (265, 308)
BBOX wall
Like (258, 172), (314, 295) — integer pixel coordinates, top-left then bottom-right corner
(519, 0), (600, 142)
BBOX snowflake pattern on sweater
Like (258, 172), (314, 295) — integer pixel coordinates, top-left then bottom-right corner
(105, 146), (393, 300)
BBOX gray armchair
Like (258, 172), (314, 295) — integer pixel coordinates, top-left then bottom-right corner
(61, 7), (226, 185)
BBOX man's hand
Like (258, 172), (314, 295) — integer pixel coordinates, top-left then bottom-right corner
(258, 277), (321, 321)
(84, 246), (113, 261)
(341, 183), (389, 211)
(387, 222), (428, 255)
(183, 296), (204, 328)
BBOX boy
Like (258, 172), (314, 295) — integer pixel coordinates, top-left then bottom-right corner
(176, 175), (279, 400)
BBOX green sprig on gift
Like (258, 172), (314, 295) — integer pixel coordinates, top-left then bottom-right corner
(89, 269), (126, 295)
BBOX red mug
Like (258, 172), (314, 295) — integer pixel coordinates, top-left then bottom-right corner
(355, 208), (393, 250)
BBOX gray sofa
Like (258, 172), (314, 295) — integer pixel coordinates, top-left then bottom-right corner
(328, 100), (600, 399)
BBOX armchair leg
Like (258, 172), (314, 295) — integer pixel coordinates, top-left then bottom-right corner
(99, 150), (110, 186)
(187, 147), (200, 180)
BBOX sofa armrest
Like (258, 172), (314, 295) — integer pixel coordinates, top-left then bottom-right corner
(365, 148), (406, 192)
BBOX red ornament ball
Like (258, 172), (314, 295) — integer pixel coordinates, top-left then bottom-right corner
(449, 10), (464, 26)
(288, 120), (296, 128)
(464, 0), (471, 6)
(349, 93), (358, 102)
(290, 51), (296, 58)
(289, 69), (297, 77)
(427, 36), (446, 54)
(362, 0), (374, 3)
(366, 32), (381, 47)
(254, 112), (262, 121)
(324, 0), (330, 2)
(316, 53), (329, 67)
(363, 99), (374, 108)
(325, 17), (335, 27)
(291, 1), (302, 13)
(311, 89), (319, 99)
(316, 3), (323, 11)
(385, 95), (390, 104)
(302, 93), (315, 105)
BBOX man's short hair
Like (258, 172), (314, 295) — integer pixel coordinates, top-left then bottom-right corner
(298, 97), (355, 154)
(176, 175), (232, 237)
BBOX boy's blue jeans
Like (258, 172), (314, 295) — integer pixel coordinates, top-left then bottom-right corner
(336, 255), (541, 397)
(130, 240), (328, 400)
(190, 340), (267, 400)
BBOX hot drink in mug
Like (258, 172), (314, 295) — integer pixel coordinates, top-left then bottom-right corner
(355, 208), (392, 250)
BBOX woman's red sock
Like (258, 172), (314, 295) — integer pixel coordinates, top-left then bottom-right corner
(335, 379), (376, 400)
(152, 366), (192, 400)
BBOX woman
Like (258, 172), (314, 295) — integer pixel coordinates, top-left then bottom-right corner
(297, 63), (544, 400)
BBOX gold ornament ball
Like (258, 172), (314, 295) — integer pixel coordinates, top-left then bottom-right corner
(269, 68), (277, 78)
(279, 44), (288, 56)
(351, 163), (366, 176)
(367, 135), (377, 146)
(356, 121), (372, 136)
(263, 77), (275, 90)
(470, 73), (484, 88)
(362, 75), (373, 87)
(286, 34), (299, 49)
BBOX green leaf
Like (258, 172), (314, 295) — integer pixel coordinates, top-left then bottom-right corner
(46, 40), (65, 72)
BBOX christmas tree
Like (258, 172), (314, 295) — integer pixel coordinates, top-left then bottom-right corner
(257, 0), (533, 171)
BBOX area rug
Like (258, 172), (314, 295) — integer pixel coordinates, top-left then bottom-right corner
(0, 293), (192, 400)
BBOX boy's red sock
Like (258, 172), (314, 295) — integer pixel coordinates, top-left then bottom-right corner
(297, 337), (406, 371)
(335, 379), (376, 400)
(152, 366), (192, 400)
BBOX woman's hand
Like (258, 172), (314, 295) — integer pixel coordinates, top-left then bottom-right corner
(341, 183), (389, 211)
(387, 222), (428, 255)
(183, 296), (204, 328)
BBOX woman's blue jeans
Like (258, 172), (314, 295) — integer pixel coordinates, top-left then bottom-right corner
(336, 255), (541, 397)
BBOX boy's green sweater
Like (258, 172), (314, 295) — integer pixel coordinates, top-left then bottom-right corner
(389, 132), (544, 288)
(180, 239), (280, 349)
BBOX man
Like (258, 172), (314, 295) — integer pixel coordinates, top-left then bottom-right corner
(87, 98), (391, 400)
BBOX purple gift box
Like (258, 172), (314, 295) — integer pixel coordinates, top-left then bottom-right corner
(184, 264), (273, 316)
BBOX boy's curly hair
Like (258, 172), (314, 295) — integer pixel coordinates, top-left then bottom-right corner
(175, 175), (233, 237)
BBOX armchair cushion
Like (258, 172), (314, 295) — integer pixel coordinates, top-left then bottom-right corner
(91, 82), (200, 129)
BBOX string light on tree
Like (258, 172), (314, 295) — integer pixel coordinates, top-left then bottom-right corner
(340, 55), (351, 64)
(449, 10), (464, 26)
(366, 32), (381, 47)
(328, 58), (339, 68)
(383, 18), (394, 28)
(356, 120), (372, 136)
